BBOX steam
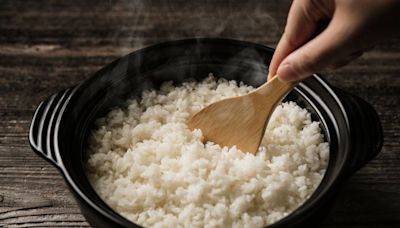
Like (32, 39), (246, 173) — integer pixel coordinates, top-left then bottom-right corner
(106, 0), (282, 55)
(69, 1), (289, 166)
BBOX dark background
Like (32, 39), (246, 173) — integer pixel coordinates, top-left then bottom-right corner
(1, 0), (399, 227)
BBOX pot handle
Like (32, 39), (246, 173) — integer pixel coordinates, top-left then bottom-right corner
(29, 88), (75, 168)
(334, 88), (384, 175)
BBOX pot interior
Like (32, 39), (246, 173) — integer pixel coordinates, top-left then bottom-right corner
(58, 38), (349, 227)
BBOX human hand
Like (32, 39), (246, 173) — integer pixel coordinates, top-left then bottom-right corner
(268, 0), (400, 82)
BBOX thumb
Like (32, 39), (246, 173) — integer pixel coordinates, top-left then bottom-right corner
(277, 15), (354, 82)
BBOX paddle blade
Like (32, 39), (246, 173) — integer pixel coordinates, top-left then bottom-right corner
(187, 96), (271, 154)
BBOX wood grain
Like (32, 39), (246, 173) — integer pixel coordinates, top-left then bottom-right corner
(1, 0), (399, 227)
(187, 76), (295, 154)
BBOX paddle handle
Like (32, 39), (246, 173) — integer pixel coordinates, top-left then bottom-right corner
(252, 75), (297, 105)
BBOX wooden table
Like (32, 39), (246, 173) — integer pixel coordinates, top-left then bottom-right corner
(1, 0), (399, 227)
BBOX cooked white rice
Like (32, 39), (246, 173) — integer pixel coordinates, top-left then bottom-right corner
(86, 74), (329, 228)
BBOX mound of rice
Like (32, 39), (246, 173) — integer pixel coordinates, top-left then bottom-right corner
(86, 74), (329, 228)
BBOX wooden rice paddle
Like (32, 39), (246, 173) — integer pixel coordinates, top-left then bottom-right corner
(187, 76), (296, 154)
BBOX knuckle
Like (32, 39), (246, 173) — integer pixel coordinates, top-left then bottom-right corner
(283, 33), (302, 49)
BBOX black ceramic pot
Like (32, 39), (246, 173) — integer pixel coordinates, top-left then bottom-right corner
(29, 38), (383, 228)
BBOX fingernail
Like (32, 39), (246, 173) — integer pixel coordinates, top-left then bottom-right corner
(277, 64), (298, 82)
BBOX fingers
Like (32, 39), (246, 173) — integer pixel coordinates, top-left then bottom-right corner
(268, 0), (331, 80)
(269, 0), (398, 82)
(276, 12), (365, 82)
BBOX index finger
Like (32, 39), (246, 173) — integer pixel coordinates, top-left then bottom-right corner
(268, 0), (330, 80)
